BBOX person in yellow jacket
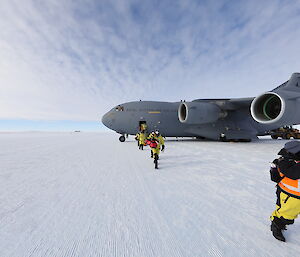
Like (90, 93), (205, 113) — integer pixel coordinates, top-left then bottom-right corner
(269, 141), (300, 242)
(146, 137), (160, 169)
(147, 131), (165, 158)
(155, 130), (165, 151)
(138, 131), (147, 150)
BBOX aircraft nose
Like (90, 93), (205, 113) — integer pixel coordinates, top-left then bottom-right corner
(102, 112), (113, 129)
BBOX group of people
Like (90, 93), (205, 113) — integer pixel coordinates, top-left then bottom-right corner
(135, 130), (165, 169)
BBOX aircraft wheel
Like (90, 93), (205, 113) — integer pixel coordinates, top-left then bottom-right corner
(220, 138), (229, 142)
(119, 135), (126, 142)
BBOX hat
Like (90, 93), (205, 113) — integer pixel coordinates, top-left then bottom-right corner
(284, 141), (300, 154)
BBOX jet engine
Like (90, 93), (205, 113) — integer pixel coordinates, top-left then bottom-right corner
(178, 102), (222, 124)
(250, 91), (297, 124)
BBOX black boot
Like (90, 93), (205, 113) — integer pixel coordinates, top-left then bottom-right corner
(271, 217), (286, 242)
(151, 150), (153, 158)
(154, 160), (158, 169)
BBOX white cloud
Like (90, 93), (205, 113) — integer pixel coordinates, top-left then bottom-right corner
(0, 0), (300, 121)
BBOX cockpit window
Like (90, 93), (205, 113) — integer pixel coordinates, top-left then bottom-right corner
(115, 105), (124, 112)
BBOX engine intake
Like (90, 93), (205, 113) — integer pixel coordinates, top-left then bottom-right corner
(250, 92), (285, 124)
(178, 102), (221, 124)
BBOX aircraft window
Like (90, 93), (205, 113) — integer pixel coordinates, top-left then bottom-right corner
(115, 105), (124, 111)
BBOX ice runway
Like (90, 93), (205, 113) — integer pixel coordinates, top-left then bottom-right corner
(1, 132), (300, 257)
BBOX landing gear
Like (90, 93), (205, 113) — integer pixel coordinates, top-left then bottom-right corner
(119, 135), (126, 142)
(219, 133), (228, 142)
(238, 139), (251, 142)
(219, 133), (251, 142)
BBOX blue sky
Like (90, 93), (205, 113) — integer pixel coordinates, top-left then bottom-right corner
(0, 0), (300, 131)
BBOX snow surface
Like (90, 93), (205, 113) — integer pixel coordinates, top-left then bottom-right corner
(1, 132), (300, 257)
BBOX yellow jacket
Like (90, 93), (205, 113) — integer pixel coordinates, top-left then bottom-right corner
(135, 133), (140, 141)
(157, 135), (164, 147)
(148, 134), (164, 147)
(139, 132), (147, 145)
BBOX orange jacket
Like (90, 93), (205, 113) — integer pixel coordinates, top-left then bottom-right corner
(278, 161), (300, 197)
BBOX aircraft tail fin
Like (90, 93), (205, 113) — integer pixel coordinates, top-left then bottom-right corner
(272, 73), (300, 92)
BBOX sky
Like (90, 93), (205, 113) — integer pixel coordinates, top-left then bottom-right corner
(0, 0), (300, 131)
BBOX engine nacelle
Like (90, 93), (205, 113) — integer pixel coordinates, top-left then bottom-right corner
(250, 92), (296, 124)
(178, 102), (222, 124)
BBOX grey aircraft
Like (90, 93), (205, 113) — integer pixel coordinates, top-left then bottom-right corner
(102, 73), (300, 142)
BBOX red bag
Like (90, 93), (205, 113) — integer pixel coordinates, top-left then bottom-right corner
(150, 141), (158, 148)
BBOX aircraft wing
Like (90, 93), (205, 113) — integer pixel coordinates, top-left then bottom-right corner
(192, 97), (254, 110)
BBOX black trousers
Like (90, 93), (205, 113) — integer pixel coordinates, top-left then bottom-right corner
(154, 153), (158, 168)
